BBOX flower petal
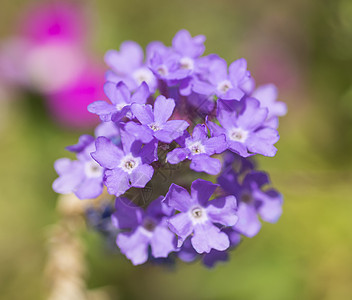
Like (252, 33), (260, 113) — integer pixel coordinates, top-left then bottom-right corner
(91, 136), (124, 169)
(191, 222), (230, 253)
(206, 195), (238, 226)
(153, 95), (175, 124)
(130, 164), (154, 188)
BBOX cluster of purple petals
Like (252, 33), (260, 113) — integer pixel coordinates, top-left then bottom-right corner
(53, 30), (286, 267)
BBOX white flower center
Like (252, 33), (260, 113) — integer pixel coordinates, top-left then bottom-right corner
(228, 127), (248, 143)
(187, 141), (206, 155)
(179, 57), (194, 70)
(119, 154), (140, 174)
(217, 80), (233, 93)
(189, 206), (208, 224)
(149, 123), (161, 131)
(132, 67), (154, 86)
(156, 65), (168, 76)
(84, 160), (103, 178)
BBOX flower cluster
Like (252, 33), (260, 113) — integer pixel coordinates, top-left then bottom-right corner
(53, 30), (286, 267)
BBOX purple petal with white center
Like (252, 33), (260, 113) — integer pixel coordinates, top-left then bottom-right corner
(190, 155), (222, 175)
(234, 202), (261, 237)
(167, 213), (193, 246)
(125, 122), (154, 143)
(164, 183), (194, 212)
(206, 196), (238, 226)
(131, 103), (154, 125)
(130, 164), (154, 188)
(104, 168), (130, 196)
(153, 95), (175, 124)
(204, 135), (227, 155)
(190, 179), (218, 206)
(112, 197), (144, 229)
(75, 177), (103, 200)
(91, 137), (124, 169)
(116, 228), (150, 265)
(167, 148), (190, 164)
(150, 224), (176, 258)
(191, 222), (230, 253)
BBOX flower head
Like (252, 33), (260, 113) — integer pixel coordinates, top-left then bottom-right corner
(164, 179), (238, 253)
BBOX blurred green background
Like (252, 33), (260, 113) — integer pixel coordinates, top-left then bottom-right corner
(1, 0), (352, 299)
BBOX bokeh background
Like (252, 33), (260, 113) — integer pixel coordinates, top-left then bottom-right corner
(1, 0), (352, 299)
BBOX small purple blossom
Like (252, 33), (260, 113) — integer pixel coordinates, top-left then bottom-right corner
(112, 197), (176, 265)
(105, 41), (157, 92)
(88, 81), (149, 122)
(126, 95), (189, 143)
(91, 130), (157, 196)
(207, 98), (279, 157)
(53, 138), (104, 199)
(167, 124), (226, 175)
(164, 179), (238, 253)
(218, 168), (283, 237)
(192, 56), (252, 100)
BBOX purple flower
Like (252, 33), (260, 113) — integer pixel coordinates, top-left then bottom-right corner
(148, 30), (206, 83)
(105, 41), (157, 92)
(251, 84), (287, 128)
(112, 197), (176, 265)
(167, 124), (227, 175)
(164, 179), (238, 253)
(207, 98), (279, 157)
(126, 95), (189, 143)
(88, 81), (149, 122)
(218, 169), (283, 237)
(192, 56), (252, 100)
(53, 138), (104, 199)
(91, 130), (157, 196)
